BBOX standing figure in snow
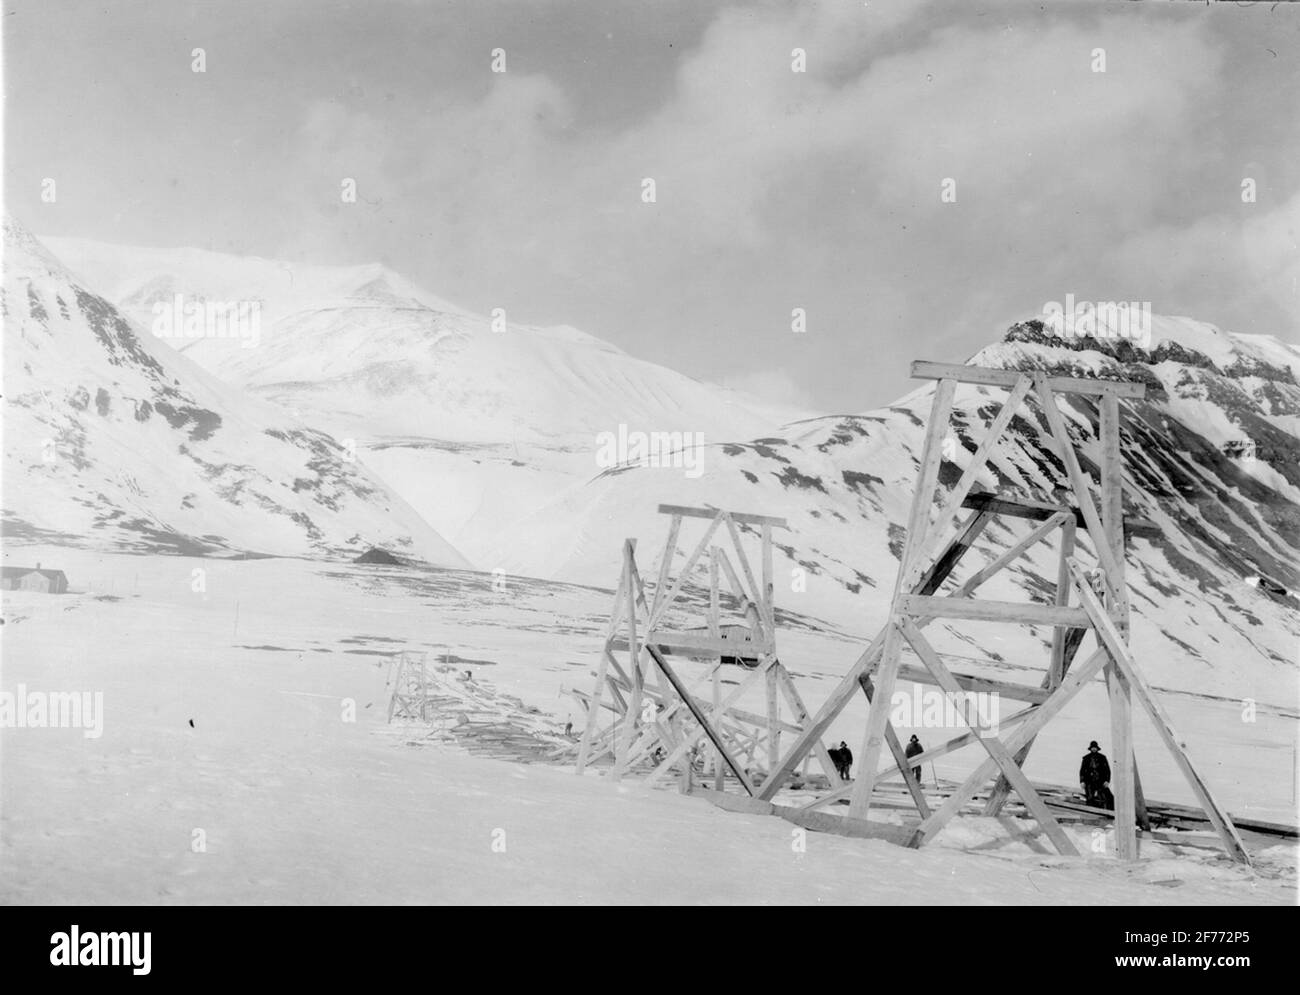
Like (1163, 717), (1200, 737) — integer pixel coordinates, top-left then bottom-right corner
(827, 742), (843, 780)
(836, 740), (853, 781)
(905, 734), (924, 784)
(1079, 740), (1113, 810)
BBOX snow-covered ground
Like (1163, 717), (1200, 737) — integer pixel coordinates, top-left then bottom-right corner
(2, 545), (1294, 904)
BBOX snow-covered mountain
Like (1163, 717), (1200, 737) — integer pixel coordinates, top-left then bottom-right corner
(44, 237), (808, 566)
(35, 234), (1298, 703)
(475, 317), (1300, 702)
(2, 219), (468, 565)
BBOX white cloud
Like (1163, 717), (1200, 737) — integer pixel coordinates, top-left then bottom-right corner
(277, 3), (1296, 404)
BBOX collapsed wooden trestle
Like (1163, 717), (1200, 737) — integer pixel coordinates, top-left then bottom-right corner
(573, 504), (843, 794)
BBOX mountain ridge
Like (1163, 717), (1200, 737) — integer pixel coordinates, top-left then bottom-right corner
(4, 218), (470, 565)
(18, 231), (1298, 705)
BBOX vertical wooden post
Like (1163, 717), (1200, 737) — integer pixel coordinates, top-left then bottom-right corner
(761, 523), (775, 640)
(761, 522), (779, 774)
(1101, 393), (1138, 858)
(766, 665), (780, 773)
(612, 541), (642, 780)
(576, 568), (629, 773)
(1050, 518), (1078, 684)
(651, 514), (682, 620)
(709, 549), (724, 790)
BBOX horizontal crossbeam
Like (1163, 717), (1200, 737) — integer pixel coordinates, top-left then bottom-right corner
(895, 664), (1052, 704)
(611, 631), (772, 658)
(911, 360), (1147, 399)
(899, 594), (1092, 628)
(960, 493), (1159, 538)
(657, 504), (789, 528)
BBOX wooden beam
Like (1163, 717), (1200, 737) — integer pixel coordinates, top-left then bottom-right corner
(642, 644), (757, 795)
(859, 675), (932, 818)
(1050, 519), (1079, 685)
(611, 658), (739, 771)
(1100, 391), (1140, 857)
(1099, 391), (1149, 842)
(712, 545), (773, 648)
(899, 593), (1091, 628)
(717, 702), (802, 735)
(1069, 561), (1251, 865)
(909, 645), (1111, 849)
(773, 665), (844, 789)
(894, 377), (958, 599)
(712, 546), (752, 613)
(1033, 375), (1124, 585)
(657, 504), (788, 528)
(985, 519), (1081, 815)
(613, 630), (769, 657)
(920, 509), (994, 594)
(963, 492), (1078, 522)
(847, 621), (907, 820)
(722, 513), (768, 627)
(850, 376), (957, 820)
(896, 703), (1039, 770)
(960, 492), (1159, 538)
(755, 508), (992, 801)
(799, 703), (1040, 814)
(899, 620), (1078, 856)
(650, 514), (682, 621)
(576, 563), (630, 773)
(709, 551), (723, 789)
(949, 512), (1070, 599)
(761, 523), (775, 641)
(902, 375), (1032, 592)
(611, 544), (644, 779)
(911, 360), (1146, 399)
(643, 653), (775, 790)
(766, 664), (780, 771)
(894, 663), (1052, 704)
(646, 514), (723, 632)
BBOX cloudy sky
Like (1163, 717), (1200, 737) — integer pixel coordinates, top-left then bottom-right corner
(5, 0), (1298, 410)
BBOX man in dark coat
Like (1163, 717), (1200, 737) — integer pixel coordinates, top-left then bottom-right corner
(905, 734), (924, 784)
(827, 742), (852, 781)
(827, 743), (843, 780)
(1079, 740), (1112, 810)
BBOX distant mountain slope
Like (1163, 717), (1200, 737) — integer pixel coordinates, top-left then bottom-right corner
(43, 237), (809, 563)
(43, 236), (805, 442)
(478, 317), (1299, 701)
(35, 233), (1297, 701)
(3, 219), (469, 565)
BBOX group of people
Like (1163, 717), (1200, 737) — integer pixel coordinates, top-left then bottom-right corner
(577, 716), (1113, 810)
(825, 734), (927, 783)
(817, 736), (1112, 809)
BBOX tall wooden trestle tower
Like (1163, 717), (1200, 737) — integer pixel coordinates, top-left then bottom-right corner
(574, 361), (1250, 865)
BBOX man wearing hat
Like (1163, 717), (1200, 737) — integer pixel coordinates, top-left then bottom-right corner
(1079, 740), (1113, 810)
(905, 734), (924, 785)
